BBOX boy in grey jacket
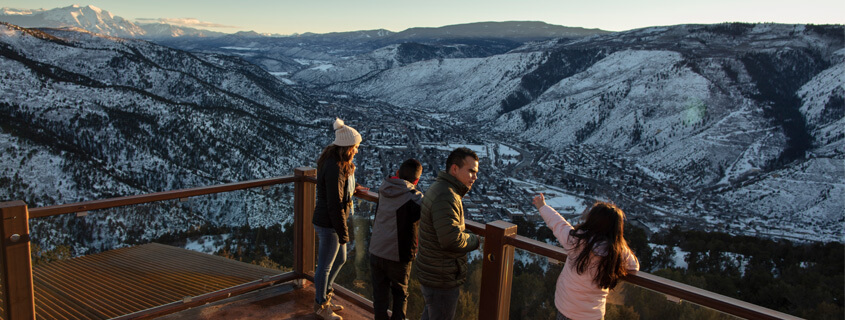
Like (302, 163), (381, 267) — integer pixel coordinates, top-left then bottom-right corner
(369, 158), (424, 320)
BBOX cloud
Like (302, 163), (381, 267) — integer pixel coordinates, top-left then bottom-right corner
(135, 17), (238, 29)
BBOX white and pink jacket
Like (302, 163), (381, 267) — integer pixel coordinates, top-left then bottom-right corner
(538, 205), (639, 320)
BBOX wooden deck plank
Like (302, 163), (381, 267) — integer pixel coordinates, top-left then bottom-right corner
(35, 263), (161, 314)
(42, 248), (233, 301)
(35, 260), (171, 307)
(157, 281), (373, 320)
(31, 243), (284, 319)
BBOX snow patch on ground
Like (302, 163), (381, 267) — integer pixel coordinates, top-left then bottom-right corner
(421, 143), (489, 158)
(221, 46), (260, 51)
(184, 234), (230, 255)
(310, 64), (334, 71)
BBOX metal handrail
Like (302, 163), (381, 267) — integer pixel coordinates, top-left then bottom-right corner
(2, 170), (319, 320)
(355, 190), (801, 320)
(502, 234), (800, 320)
(17, 175), (801, 320)
(28, 175), (299, 219)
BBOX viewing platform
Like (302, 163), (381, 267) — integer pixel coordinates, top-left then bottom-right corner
(29, 243), (375, 319)
(0, 168), (802, 319)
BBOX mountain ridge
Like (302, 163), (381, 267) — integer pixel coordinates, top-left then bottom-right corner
(0, 4), (609, 41)
(0, 23), (331, 252)
(289, 23), (844, 238)
(0, 17), (842, 248)
(394, 21), (610, 41)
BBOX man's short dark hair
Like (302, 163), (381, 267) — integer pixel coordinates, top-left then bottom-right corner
(446, 147), (479, 171)
(397, 158), (422, 182)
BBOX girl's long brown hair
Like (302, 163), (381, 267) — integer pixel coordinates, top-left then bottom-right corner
(570, 202), (636, 289)
(317, 144), (356, 177)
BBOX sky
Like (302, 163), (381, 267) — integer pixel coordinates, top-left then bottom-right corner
(3, 0), (844, 35)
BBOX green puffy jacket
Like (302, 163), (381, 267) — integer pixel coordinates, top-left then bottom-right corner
(413, 170), (480, 288)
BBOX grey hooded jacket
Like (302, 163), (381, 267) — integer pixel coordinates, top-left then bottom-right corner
(369, 177), (423, 262)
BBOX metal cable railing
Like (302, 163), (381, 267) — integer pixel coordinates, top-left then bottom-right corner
(1, 169), (802, 320)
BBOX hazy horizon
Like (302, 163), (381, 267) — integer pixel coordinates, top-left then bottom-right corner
(2, 0), (843, 35)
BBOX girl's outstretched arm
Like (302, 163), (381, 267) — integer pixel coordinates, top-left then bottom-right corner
(534, 193), (575, 252)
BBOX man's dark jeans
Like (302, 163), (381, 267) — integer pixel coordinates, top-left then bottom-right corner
(420, 284), (460, 320)
(370, 254), (412, 320)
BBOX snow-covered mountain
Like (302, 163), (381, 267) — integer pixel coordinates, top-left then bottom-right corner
(0, 22), (329, 252)
(0, 5), (145, 38)
(0, 4), (223, 39)
(1, 4), (610, 75)
(138, 22), (224, 38)
(292, 23), (845, 237)
(1, 16), (842, 246)
(392, 21), (609, 41)
(156, 21), (609, 75)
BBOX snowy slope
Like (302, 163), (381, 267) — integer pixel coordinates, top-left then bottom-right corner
(0, 23), (325, 252)
(798, 48), (845, 157)
(295, 50), (544, 120)
(297, 24), (843, 188)
(718, 157), (844, 240)
(291, 23), (845, 241)
(497, 49), (789, 188)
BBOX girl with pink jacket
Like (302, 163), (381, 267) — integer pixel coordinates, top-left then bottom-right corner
(533, 194), (639, 320)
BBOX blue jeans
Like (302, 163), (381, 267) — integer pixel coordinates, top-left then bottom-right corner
(420, 285), (460, 320)
(314, 224), (347, 305)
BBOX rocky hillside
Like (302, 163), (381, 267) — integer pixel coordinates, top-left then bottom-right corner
(292, 23), (845, 238)
(0, 23), (327, 252)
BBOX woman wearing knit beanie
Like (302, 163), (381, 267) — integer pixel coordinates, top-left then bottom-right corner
(312, 118), (364, 320)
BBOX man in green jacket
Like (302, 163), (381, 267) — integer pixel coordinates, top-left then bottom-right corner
(414, 147), (480, 320)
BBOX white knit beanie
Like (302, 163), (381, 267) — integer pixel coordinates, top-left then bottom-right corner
(332, 118), (362, 147)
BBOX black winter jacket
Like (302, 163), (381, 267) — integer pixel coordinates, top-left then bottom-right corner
(313, 156), (353, 244)
(413, 171), (480, 288)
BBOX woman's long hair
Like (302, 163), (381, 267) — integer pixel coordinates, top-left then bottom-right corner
(569, 202), (635, 289)
(317, 144), (356, 177)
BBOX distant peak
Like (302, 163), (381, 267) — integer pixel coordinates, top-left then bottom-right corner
(65, 4), (103, 13)
(86, 5), (102, 13)
(1, 7), (40, 15)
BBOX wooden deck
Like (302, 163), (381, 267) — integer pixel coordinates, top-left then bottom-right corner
(157, 281), (372, 319)
(26, 243), (343, 319)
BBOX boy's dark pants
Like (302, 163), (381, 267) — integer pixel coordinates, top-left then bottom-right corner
(370, 254), (412, 320)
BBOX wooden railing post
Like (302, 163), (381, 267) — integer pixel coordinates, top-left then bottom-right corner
(294, 167), (317, 277)
(478, 220), (517, 320)
(0, 201), (35, 320)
